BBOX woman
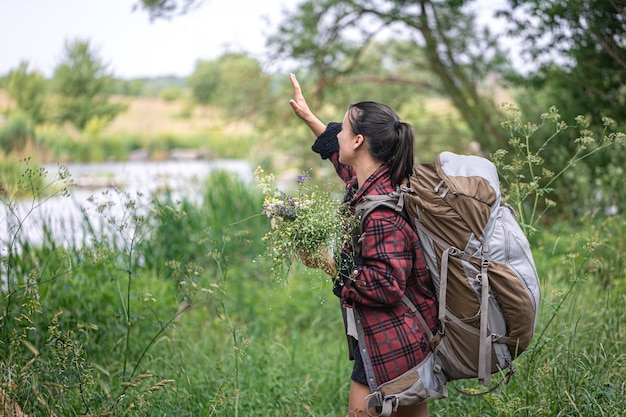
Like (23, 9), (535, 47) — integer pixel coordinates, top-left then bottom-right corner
(288, 73), (439, 417)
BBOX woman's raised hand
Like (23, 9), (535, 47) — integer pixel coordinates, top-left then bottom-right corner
(288, 73), (326, 137)
(288, 73), (311, 120)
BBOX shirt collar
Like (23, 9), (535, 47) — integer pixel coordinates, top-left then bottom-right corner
(348, 164), (394, 205)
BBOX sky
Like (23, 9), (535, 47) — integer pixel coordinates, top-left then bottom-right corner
(0, 0), (293, 79)
(0, 0), (516, 80)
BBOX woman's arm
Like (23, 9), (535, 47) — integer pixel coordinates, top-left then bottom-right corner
(288, 73), (327, 137)
(339, 210), (414, 307)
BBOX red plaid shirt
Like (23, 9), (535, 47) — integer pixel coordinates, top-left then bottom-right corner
(315, 123), (438, 387)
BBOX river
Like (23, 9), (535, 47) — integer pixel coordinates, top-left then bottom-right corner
(1, 159), (253, 248)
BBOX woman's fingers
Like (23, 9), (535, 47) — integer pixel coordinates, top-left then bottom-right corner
(290, 72), (302, 98)
(288, 73), (327, 136)
(289, 73), (307, 117)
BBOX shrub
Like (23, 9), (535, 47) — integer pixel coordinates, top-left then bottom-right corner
(0, 113), (34, 153)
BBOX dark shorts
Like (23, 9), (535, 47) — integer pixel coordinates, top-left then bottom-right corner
(351, 342), (368, 386)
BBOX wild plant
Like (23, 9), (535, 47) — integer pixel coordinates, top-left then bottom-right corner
(1, 158), (75, 335)
(81, 185), (214, 414)
(0, 161), (212, 415)
(101, 170), (267, 416)
(254, 166), (355, 281)
(0, 159), (85, 414)
(491, 104), (625, 236)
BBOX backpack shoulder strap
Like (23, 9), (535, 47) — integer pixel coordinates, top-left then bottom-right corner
(353, 192), (410, 253)
(355, 189), (412, 227)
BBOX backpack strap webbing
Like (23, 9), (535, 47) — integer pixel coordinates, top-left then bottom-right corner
(479, 250), (492, 386)
(353, 193), (409, 254)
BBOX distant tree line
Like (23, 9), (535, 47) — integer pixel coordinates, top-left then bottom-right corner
(1, 39), (126, 136)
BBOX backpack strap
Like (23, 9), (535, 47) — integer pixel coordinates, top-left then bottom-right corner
(416, 221), (494, 387)
(400, 295), (448, 398)
(478, 250), (492, 386)
(353, 193), (408, 254)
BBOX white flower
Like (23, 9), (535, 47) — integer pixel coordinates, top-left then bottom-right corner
(254, 166), (354, 281)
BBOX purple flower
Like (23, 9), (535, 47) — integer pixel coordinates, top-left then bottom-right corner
(297, 174), (312, 183)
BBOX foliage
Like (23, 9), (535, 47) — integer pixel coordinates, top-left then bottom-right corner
(159, 86), (184, 102)
(255, 167), (354, 280)
(110, 77), (146, 96)
(0, 151), (625, 415)
(187, 60), (219, 105)
(496, 1), (626, 217)
(122, 76), (188, 98)
(139, 169), (267, 277)
(499, 0), (626, 124)
(52, 38), (127, 131)
(5, 61), (47, 124)
(492, 104), (625, 233)
(0, 113), (35, 154)
(0, 156), (23, 197)
(287, 39), (442, 112)
(133, 0), (205, 21)
(188, 53), (270, 118)
(268, 0), (509, 151)
(0, 163), (203, 415)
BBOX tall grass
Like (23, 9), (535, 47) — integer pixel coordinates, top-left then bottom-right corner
(0, 164), (268, 415)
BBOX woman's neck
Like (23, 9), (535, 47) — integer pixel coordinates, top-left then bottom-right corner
(355, 160), (383, 188)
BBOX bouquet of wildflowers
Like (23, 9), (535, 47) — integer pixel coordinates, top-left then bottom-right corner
(254, 166), (352, 280)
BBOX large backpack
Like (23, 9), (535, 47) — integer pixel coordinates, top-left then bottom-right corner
(355, 151), (540, 412)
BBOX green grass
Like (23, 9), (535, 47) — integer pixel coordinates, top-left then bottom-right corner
(1, 166), (625, 416)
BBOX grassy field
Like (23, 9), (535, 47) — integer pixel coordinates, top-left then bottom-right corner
(0, 90), (227, 137)
(0, 90), (261, 163)
(104, 96), (221, 137)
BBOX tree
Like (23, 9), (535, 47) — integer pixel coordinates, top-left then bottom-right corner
(268, 0), (510, 151)
(6, 62), (47, 124)
(52, 39), (126, 131)
(498, 0), (626, 216)
(500, 0), (626, 124)
(133, 0), (205, 20)
(188, 60), (220, 105)
(0, 113), (34, 154)
(188, 53), (270, 118)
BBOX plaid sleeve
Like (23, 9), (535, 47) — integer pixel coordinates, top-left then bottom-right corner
(340, 208), (414, 307)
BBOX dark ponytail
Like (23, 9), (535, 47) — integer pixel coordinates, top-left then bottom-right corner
(348, 102), (414, 187)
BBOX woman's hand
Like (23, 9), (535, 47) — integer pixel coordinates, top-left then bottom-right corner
(289, 73), (327, 137)
(297, 246), (337, 278)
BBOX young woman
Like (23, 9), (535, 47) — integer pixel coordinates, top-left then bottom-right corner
(288, 73), (439, 417)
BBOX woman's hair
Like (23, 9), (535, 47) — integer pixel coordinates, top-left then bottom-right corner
(347, 101), (414, 187)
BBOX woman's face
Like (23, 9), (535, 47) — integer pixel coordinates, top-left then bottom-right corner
(337, 109), (357, 165)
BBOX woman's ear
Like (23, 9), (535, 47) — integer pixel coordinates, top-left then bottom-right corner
(353, 133), (366, 150)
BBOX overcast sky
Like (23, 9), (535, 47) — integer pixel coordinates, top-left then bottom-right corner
(0, 0), (292, 79)
(0, 0), (514, 80)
